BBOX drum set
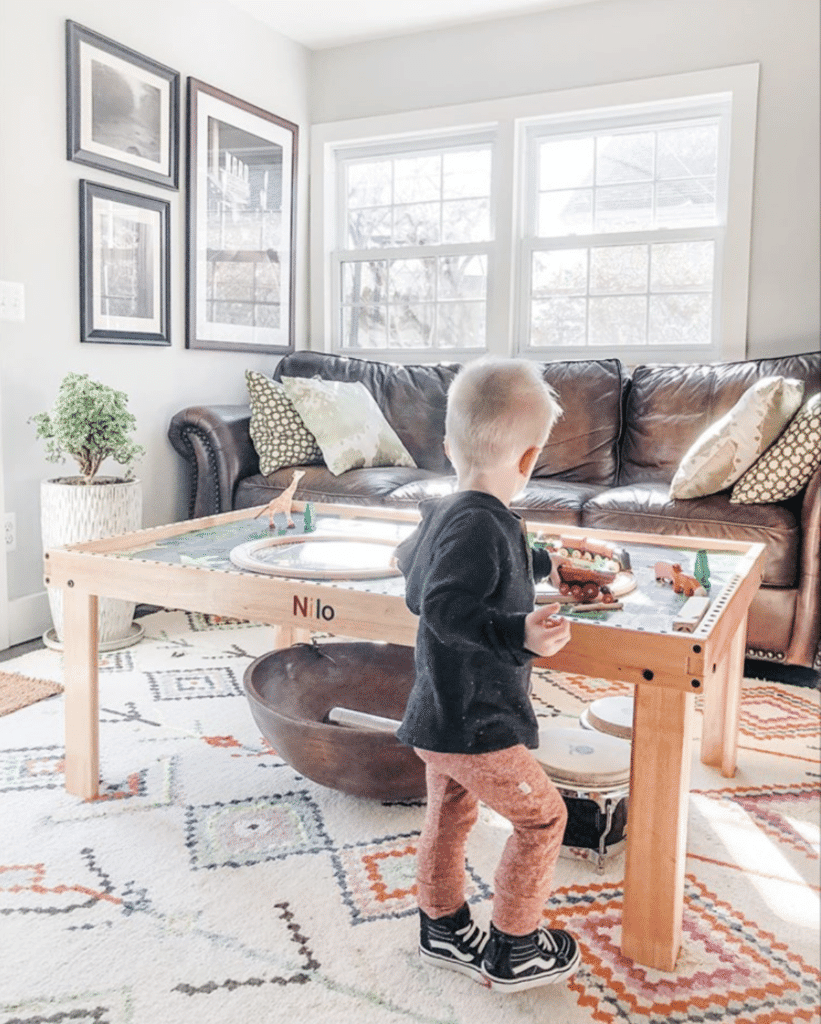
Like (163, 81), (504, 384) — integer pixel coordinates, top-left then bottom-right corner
(535, 695), (634, 872)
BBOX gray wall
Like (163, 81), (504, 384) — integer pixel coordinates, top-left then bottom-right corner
(0, 0), (309, 629)
(311, 0), (820, 360)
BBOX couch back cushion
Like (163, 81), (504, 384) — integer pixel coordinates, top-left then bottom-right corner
(274, 352), (459, 473)
(620, 352), (821, 485)
(532, 359), (626, 486)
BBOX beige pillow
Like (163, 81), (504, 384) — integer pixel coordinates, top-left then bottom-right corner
(245, 370), (324, 476)
(730, 393), (821, 504)
(280, 376), (416, 476)
(670, 376), (805, 499)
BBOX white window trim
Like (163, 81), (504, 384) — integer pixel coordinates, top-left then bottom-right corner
(310, 64), (758, 364)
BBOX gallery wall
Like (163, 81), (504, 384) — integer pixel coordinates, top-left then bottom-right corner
(0, 0), (310, 638)
(310, 0), (821, 361)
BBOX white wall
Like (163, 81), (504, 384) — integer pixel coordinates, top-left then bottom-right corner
(0, 0), (310, 638)
(310, 0), (820, 361)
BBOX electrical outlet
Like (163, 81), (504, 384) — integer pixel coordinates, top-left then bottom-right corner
(4, 512), (16, 552)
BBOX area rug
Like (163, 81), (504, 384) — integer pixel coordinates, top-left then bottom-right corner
(0, 610), (818, 1024)
(0, 670), (62, 717)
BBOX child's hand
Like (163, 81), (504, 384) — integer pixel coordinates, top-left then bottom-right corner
(524, 603), (571, 658)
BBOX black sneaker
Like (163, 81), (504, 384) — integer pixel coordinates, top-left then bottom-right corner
(419, 904), (489, 980)
(481, 922), (581, 992)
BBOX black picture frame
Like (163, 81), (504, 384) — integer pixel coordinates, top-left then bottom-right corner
(79, 180), (171, 346)
(186, 78), (298, 354)
(66, 20), (180, 190)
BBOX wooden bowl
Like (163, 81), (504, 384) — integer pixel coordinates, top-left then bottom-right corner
(243, 642), (426, 801)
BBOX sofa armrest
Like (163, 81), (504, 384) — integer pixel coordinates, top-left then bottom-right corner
(168, 405), (257, 518)
(788, 462), (821, 666)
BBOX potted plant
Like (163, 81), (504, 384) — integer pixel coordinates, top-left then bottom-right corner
(31, 372), (146, 649)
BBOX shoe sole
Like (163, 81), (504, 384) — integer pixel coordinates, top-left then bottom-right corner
(480, 947), (582, 992)
(419, 946), (486, 982)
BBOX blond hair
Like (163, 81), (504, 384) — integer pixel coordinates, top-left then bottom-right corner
(445, 359), (561, 475)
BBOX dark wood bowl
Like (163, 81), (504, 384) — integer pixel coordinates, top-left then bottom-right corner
(243, 642), (426, 801)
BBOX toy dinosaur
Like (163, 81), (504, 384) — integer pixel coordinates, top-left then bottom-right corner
(254, 469), (305, 529)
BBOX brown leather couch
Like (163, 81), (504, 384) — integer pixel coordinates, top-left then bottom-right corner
(169, 350), (821, 670)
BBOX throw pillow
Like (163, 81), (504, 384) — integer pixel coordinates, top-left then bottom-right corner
(280, 375), (416, 476)
(669, 375), (805, 500)
(730, 392), (821, 504)
(245, 370), (324, 476)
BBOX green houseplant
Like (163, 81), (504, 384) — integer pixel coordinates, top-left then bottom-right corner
(32, 373), (146, 649)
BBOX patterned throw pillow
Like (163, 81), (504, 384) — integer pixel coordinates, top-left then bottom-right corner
(730, 393), (821, 504)
(245, 370), (324, 476)
(670, 376), (805, 500)
(280, 375), (416, 476)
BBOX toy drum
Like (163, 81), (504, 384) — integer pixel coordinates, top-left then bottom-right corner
(579, 695), (634, 741)
(535, 727), (631, 871)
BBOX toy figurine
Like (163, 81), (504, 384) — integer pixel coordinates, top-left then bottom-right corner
(254, 470), (305, 529)
(670, 563), (707, 598)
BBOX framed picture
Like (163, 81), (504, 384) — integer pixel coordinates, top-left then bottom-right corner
(186, 78), (298, 353)
(80, 180), (171, 345)
(66, 20), (179, 189)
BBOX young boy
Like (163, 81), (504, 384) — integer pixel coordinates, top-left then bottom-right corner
(394, 358), (580, 994)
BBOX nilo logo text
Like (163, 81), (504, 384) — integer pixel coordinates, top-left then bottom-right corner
(293, 595), (335, 621)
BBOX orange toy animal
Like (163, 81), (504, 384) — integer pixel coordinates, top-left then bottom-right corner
(670, 563), (706, 598)
(254, 469), (305, 529)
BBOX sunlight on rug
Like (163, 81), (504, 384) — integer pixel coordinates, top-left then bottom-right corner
(0, 609), (818, 1024)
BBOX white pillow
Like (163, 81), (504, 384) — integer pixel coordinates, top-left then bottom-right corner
(670, 376), (805, 499)
(280, 376), (416, 476)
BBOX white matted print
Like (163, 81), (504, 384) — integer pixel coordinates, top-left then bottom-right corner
(66, 21), (179, 189)
(80, 180), (170, 345)
(186, 78), (298, 354)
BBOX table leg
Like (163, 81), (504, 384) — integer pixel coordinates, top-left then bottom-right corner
(700, 614), (746, 778)
(273, 625), (312, 648)
(63, 590), (99, 799)
(621, 684), (694, 971)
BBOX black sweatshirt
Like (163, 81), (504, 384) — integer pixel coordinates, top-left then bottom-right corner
(395, 490), (553, 754)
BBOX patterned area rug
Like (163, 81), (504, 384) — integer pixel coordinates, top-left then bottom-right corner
(0, 610), (818, 1024)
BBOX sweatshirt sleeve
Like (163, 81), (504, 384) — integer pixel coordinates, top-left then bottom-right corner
(532, 546), (553, 582)
(421, 512), (532, 666)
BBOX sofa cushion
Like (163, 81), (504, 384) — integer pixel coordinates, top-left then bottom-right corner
(620, 352), (821, 486)
(274, 351), (459, 473)
(280, 376), (416, 475)
(235, 465), (435, 511)
(245, 370), (324, 475)
(669, 376), (804, 499)
(731, 393), (821, 504)
(533, 359), (626, 486)
(582, 482), (799, 587)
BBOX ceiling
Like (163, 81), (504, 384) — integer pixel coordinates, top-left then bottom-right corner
(225, 0), (599, 50)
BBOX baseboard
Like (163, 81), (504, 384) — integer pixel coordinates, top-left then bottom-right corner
(8, 591), (51, 647)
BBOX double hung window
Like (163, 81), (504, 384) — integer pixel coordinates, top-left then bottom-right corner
(334, 134), (493, 353)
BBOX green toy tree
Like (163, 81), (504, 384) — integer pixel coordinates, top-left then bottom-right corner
(303, 502), (315, 533)
(693, 549), (711, 591)
(30, 372), (145, 484)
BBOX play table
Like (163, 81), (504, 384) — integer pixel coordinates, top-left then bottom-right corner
(44, 501), (765, 972)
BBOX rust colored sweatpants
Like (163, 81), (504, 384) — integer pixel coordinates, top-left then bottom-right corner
(414, 744), (567, 936)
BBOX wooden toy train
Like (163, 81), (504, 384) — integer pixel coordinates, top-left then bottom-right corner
(541, 535), (632, 605)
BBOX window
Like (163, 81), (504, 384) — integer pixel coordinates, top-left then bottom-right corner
(522, 105), (729, 358)
(334, 135), (493, 353)
(312, 66), (757, 363)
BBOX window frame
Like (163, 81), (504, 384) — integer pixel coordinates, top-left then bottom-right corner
(310, 64), (758, 364)
(331, 130), (497, 359)
(517, 100), (731, 361)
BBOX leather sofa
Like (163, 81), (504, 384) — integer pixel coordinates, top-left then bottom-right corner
(169, 350), (821, 670)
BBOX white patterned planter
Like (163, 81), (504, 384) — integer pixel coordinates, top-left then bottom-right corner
(41, 477), (142, 646)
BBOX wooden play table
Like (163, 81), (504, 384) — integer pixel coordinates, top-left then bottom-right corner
(44, 501), (765, 972)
